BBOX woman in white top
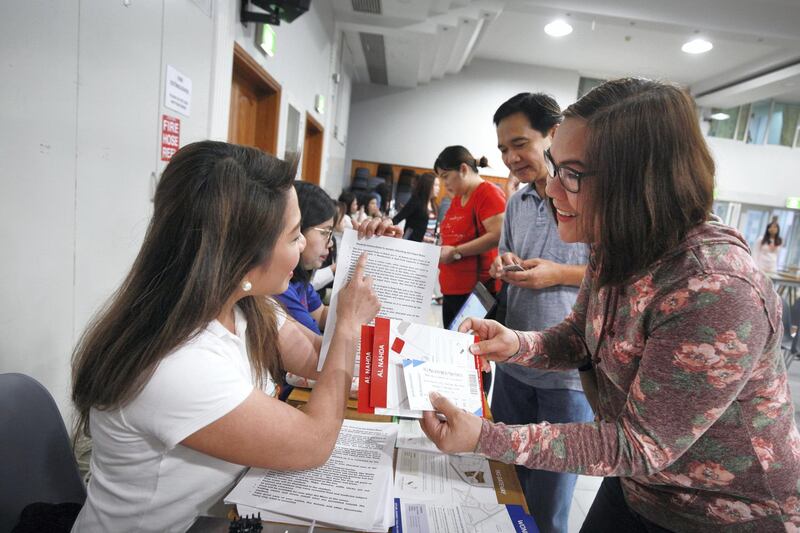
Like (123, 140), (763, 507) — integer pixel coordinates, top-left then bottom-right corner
(71, 141), (381, 532)
(755, 220), (782, 273)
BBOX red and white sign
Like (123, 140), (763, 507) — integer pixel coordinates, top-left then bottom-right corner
(160, 114), (180, 161)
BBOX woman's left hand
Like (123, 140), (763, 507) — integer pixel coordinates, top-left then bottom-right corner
(356, 217), (403, 239)
(440, 245), (457, 264)
(419, 392), (484, 454)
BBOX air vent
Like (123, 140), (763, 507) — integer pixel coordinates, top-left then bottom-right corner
(360, 33), (388, 85)
(352, 0), (381, 14)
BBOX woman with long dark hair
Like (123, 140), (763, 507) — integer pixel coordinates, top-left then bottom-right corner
(392, 172), (440, 242)
(756, 220), (782, 273)
(434, 146), (506, 329)
(71, 142), (380, 531)
(421, 79), (799, 531)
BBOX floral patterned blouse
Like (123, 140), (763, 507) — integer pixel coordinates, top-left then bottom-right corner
(476, 221), (800, 532)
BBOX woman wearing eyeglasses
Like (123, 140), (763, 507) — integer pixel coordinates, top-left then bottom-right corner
(275, 181), (336, 337)
(421, 79), (800, 531)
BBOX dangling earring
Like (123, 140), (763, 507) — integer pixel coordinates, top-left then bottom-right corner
(242, 280), (252, 292)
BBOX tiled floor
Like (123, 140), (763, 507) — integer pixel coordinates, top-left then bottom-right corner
(428, 302), (800, 532)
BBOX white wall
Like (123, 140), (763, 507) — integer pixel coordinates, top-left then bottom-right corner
(708, 137), (800, 207)
(0, 1), (80, 422)
(0, 0), (351, 422)
(345, 59), (799, 208)
(345, 58), (581, 178)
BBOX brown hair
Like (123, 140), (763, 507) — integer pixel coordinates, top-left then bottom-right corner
(72, 141), (295, 437)
(564, 78), (714, 286)
(411, 172), (439, 213)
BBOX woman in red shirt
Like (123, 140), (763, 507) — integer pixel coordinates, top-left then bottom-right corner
(434, 145), (506, 329)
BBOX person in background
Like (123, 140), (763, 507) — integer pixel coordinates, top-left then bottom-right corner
(336, 190), (357, 232)
(490, 92), (593, 533)
(421, 78), (800, 532)
(275, 181), (336, 336)
(352, 194), (368, 224)
(503, 170), (521, 199)
(435, 145), (506, 330)
(71, 141), (380, 532)
(367, 191), (383, 217)
(392, 173), (440, 242)
(374, 181), (393, 216)
(355, 192), (381, 222)
(755, 220), (782, 273)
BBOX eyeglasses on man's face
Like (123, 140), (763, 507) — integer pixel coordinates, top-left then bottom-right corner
(544, 148), (594, 193)
(311, 226), (334, 244)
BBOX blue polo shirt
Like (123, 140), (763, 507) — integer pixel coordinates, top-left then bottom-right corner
(275, 281), (323, 334)
(499, 184), (590, 391)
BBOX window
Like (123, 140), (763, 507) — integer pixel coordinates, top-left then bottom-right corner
(577, 77), (605, 99)
(767, 102), (800, 147)
(707, 107), (740, 139)
(745, 100), (772, 144)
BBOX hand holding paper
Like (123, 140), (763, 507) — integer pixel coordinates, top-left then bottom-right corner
(402, 360), (483, 415)
(458, 317), (520, 370)
(419, 391), (484, 455)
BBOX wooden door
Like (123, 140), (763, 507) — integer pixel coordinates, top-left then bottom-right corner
(228, 43), (281, 154)
(301, 113), (324, 185)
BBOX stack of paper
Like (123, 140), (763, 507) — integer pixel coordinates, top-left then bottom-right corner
(392, 422), (538, 533)
(358, 317), (484, 418)
(225, 420), (398, 532)
(392, 447), (538, 533)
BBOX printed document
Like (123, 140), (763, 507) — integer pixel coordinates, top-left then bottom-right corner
(225, 420), (398, 532)
(393, 448), (539, 532)
(317, 229), (440, 371)
(394, 500), (538, 533)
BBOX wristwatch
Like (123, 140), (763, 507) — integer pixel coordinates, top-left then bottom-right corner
(452, 247), (463, 261)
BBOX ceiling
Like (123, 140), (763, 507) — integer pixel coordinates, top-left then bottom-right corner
(331, 0), (800, 106)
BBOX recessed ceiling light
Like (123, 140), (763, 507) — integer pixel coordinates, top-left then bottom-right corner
(682, 38), (713, 54)
(544, 20), (573, 37)
(710, 112), (730, 120)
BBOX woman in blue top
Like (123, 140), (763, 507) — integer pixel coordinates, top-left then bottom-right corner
(275, 181), (336, 335)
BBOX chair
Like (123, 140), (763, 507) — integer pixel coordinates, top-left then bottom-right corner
(376, 163), (393, 180)
(366, 176), (386, 190)
(351, 167), (370, 191)
(0, 373), (86, 531)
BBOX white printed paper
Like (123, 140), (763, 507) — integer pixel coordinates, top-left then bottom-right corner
(394, 449), (497, 505)
(396, 499), (538, 533)
(164, 65), (192, 116)
(226, 420), (398, 532)
(317, 229), (440, 371)
(403, 359), (483, 415)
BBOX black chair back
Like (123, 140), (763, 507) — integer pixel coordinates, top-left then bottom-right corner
(0, 373), (86, 531)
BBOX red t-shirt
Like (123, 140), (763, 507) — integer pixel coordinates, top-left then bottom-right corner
(439, 181), (506, 295)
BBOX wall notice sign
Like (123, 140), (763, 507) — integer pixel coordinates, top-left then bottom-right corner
(161, 115), (180, 161)
(165, 65), (192, 116)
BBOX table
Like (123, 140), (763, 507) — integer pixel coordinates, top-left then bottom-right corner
(769, 272), (800, 307)
(188, 388), (530, 532)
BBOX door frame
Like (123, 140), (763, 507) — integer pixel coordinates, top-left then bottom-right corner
(301, 112), (324, 185)
(229, 42), (281, 154)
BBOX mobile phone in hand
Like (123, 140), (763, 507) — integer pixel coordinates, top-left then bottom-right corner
(502, 263), (525, 272)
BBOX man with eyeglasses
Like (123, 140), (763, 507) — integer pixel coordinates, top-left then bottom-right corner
(489, 93), (593, 533)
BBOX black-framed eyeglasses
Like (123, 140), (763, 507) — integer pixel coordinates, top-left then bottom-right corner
(544, 148), (594, 193)
(312, 226), (334, 244)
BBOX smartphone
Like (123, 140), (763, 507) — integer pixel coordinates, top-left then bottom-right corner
(502, 263), (525, 272)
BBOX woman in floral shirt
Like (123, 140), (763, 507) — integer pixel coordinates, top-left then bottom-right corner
(421, 78), (800, 532)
